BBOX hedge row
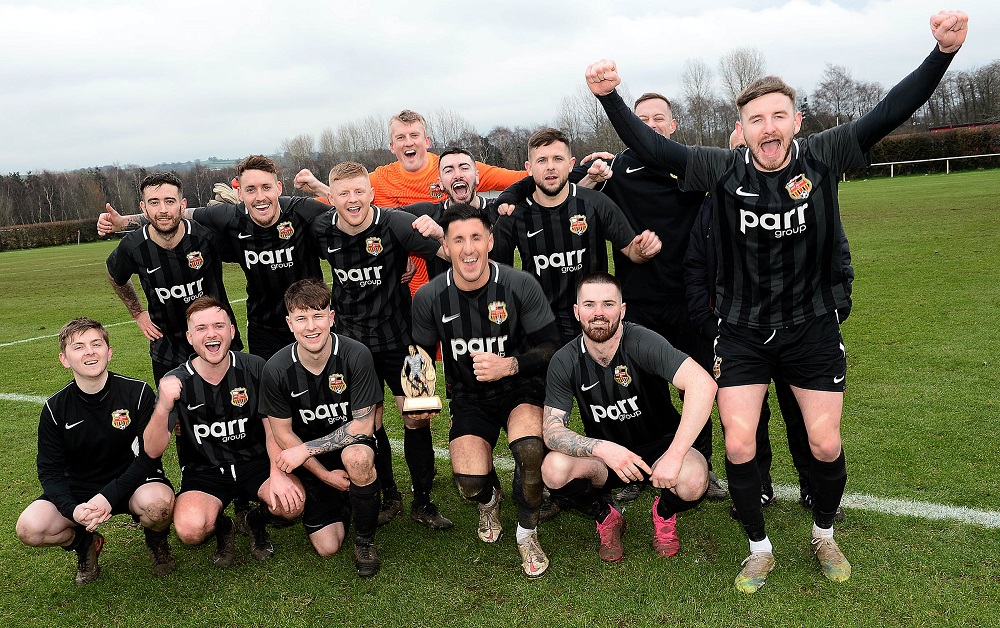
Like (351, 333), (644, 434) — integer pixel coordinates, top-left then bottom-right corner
(859, 125), (1000, 177)
(0, 218), (104, 252)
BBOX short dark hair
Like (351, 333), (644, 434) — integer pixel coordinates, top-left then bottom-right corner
(634, 92), (672, 111)
(284, 278), (331, 313)
(527, 128), (571, 157)
(58, 318), (109, 353)
(237, 154), (280, 179)
(185, 296), (231, 325)
(438, 147), (476, 168)
(577, 271), (621, 299)
(736, 75), (796, 111)
(439, 202), (492, 234)
(139, 172), (183, 197)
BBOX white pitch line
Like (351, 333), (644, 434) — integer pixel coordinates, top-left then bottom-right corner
(3, 392), (994, 528)
(0, 298), (249, 347)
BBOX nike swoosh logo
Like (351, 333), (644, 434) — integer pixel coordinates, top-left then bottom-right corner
(237, 233), (252, 239)
(145, 477), (161, 482)
(328, 247), (341, 254)
(146, 267), (161, 274)
(291, 390), (308, 398)
(441, 313), (461, 323)
(527, 229), (544, 238)
(833, 375), (845, 384)
(65, 421), (84, 429)
(187, 404), (204, 410)
(625, 166), (644, 174)
(581, 382), (598, 391)
(735, 186), (758, 197)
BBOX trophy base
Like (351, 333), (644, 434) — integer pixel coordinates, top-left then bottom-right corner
(402, 396), (442, 414)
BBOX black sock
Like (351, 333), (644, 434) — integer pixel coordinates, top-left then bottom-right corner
(143, 526), (169, 547)
(215, 513), (233, 538)
(726, 457), (766, 541)
(810, 449), (847, 529)
(510, 436), (545, 530)
(656, 487), (702, 519)
(549, 478), (610, 522)
(64, 526), (90, 552)
(246, 503), (269, 531)
(373, 426), (398, 496)
(404, 425), (435, 505)
(351, 479), (382, 540)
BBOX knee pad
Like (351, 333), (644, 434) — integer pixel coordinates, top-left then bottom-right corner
(509, 436), (544, 509)
(453, 473), (491, 503)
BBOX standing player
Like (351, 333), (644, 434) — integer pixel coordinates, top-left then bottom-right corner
(106, 172), (242, 383)
(261, 279), (384, 577)
(16, 318), (175, 585)
(310, 161), (453, 530)
(586, 10), (969, 591)
(411, 202), (561, 578)
(100, 156), (327, 360)
(492, 128), (662, 344)
(144, 298), (303, 568)
(541, 273), (715, 562)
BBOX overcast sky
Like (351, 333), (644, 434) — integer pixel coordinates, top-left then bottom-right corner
(1, 0), (996, 174)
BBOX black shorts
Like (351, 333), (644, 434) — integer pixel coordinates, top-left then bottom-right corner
(625, 301), (697, 357)
(372, 346), (407, 397)
(448, 378), (545, 447)
(599, 438), (673, 492)
(38, 472), (173, 518)
(247, 323), (295, 362)
(292, 445), (373, 534)
(714, 312), (846, 392)
(178, 456), (270, 505)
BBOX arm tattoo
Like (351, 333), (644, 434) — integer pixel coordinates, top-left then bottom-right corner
(126, 214), (146, 229)
(352, 405), (375, 421)
(542, 407), (602, 458)
(303, 423), (376, 457)
(109, 275), (145, 317)
(508, 357), (519, 376)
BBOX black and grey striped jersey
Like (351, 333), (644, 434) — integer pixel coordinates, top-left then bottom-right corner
(682, 124), (865, 329)
(165, 351), (268, 469)
(36, 372), (158, 520)
(545, 322), (688, 451)
(401, 198), (501, 280)
(260, 334), (382, 468)
(411, 261), (555, 399)
(492, 184), (636, 333)
(191, 196), (327, 332)
(106, 220), (242, 366)
(595, 149), (706, 305)
(310, 207), (441, 352)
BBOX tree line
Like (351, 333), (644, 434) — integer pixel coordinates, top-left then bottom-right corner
(2, 50), (998, 229)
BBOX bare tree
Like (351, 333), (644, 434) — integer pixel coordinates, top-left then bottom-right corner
(280, 134), (316, 174)
(812, 64), (857, 126)
(718, 47), (767, 104)
(429, 109), (478, 148)
(682, 58), (716, 145)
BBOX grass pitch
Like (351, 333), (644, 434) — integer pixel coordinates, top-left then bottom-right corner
(1, 170), (998, 626)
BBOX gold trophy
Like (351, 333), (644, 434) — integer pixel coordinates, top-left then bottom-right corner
(401, 345), (442, 414)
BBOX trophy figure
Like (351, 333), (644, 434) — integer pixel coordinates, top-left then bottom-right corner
(401, 345), (442, 413)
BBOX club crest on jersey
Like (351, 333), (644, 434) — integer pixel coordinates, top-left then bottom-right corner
(329, 373), (347, 394)
(277, 221), (294, 240)
(785, 174), (812, 200)
(111, 409), (131, 430)
(488, 301), (508, 325)
(187, 251), (204, 270)
(230, 387), (249, 408)
(614, 365), (632, 387)
(366, 237), (383, 256)
(569, 214), (588, 236)
(713, 356), (722, 380)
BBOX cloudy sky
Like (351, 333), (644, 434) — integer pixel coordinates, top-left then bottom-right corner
(1, 0), (996, 174)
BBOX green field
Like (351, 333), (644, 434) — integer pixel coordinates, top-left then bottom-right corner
(1, 170), (998, 626)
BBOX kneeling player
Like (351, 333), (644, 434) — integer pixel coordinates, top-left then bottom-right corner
(16, 318), (175, 585)
(411, 203), (560, 578)
(541, 273), (716, 562)
(262, 279), (384, 577)
(144, 298), (304, 568)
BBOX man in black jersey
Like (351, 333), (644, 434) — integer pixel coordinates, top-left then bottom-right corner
(100, 155), (326, 361)
(411, 203), (561, 578)
(16, 318), (174, 585)
(541, 273), (715, 563)
(144, 298), (304, 568)
(492, 128), (662, 345)
(586, 9), (969, 592)
(311, 161), (453, 531)
(106, 172), (242, 383)
(261, 279), (384, 577)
